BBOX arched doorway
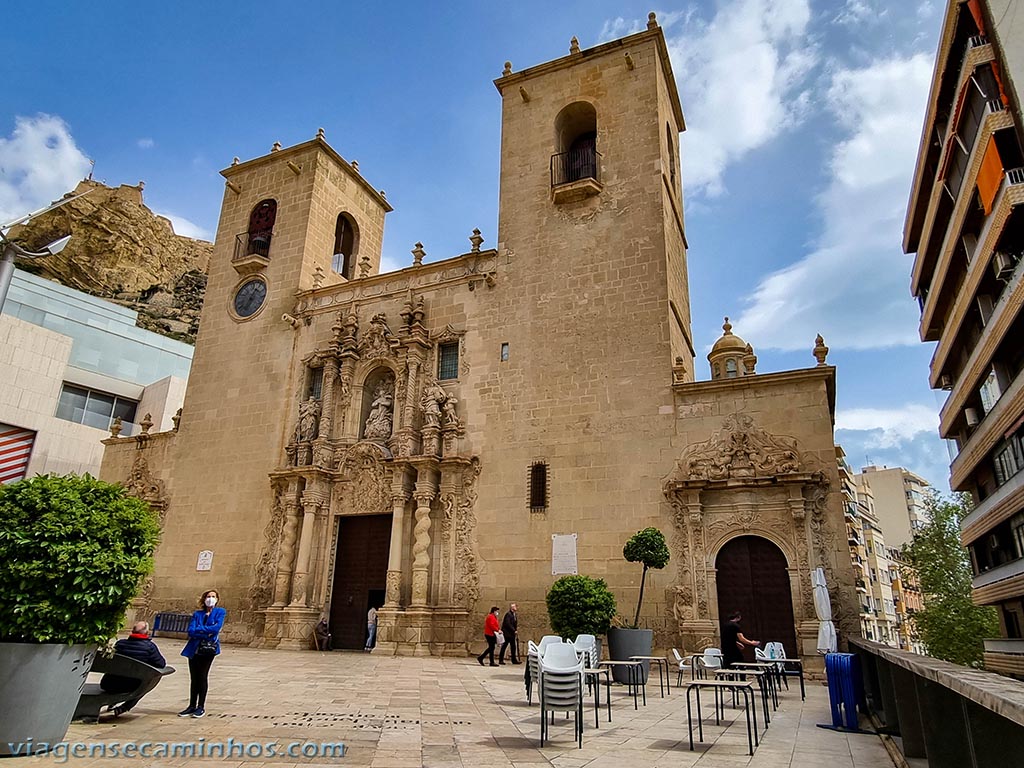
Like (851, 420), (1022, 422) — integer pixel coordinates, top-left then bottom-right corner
(715, 536), (796, 660)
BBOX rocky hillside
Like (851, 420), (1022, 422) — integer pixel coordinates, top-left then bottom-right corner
(7, 179), (212, 344)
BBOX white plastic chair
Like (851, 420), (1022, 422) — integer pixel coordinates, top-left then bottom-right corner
(697, 647), (723, 678)
(766, 641), (789, 690)
(539, 644), (584, 748)
(573, 634), (598, 669)
(671, 648), (689, 688)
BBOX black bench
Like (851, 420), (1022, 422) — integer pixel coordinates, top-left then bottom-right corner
(73, 654), (175, 722)
(152, 612), (191, 637)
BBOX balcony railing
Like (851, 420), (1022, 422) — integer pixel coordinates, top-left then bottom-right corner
(234, 229), (273, 261)
(550, 147), (601, 187)
(852, 637), (1024, 767)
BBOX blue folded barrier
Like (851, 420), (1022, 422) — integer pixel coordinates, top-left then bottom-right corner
(825, 652), (863, 730)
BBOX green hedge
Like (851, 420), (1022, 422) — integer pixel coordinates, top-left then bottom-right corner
(546, 575), (617, 639)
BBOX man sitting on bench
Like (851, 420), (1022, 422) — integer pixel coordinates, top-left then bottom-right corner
(100, 621), (167, 716)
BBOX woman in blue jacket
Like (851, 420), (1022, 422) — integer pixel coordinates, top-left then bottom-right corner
(179, 589), (226, 718)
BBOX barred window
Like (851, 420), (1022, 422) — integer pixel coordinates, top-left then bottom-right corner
(307, 367), (324, 400)
(529, 462), (548, 511)
(438, 342), (459, 380)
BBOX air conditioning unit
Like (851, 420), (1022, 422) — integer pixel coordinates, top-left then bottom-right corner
(993, 251), (1016, 281)
(939, 374), (954, 390)
(965, 407), (981, 427)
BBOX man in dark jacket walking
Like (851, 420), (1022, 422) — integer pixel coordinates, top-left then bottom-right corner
(499, 603), (519, 665)
(100, 621), (167, 715)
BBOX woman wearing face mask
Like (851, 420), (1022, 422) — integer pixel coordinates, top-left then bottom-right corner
(179, 589), (226, 718)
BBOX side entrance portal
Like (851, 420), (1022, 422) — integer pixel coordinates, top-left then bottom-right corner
(330, 514), (392, 649)
(715, 535), (797, 659)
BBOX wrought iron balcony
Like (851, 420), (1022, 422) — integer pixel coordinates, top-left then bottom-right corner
(232, 229), (273, 274)
(550, 148), (602, 203)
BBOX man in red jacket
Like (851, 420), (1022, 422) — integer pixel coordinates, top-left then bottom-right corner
(477, 607), (501, 667)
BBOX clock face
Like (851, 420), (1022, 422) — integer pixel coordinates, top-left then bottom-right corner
(233, 278), (267, 318)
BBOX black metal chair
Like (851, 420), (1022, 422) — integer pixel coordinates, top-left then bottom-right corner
(73, 654), (175, 722)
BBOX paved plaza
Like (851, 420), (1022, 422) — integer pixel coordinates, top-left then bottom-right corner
(19, 640), (895, 768)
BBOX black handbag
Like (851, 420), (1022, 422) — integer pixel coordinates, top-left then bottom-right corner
(195, 638), (217, 657)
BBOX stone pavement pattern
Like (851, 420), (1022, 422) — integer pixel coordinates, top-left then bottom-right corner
(17, 641), (896, 767)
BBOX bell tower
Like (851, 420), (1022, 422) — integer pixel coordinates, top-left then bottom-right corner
(493, 13), (693, 380)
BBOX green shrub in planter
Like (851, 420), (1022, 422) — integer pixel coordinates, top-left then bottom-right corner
(546, 575), (617, 639)
(623, 527), (669, 628)
(0, 473), (160, 644)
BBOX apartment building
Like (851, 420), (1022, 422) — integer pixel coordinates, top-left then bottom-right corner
(856, 465), (931, 548)
(904, 0), (1024, 675)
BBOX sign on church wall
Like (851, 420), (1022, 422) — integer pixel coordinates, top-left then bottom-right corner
(551, 533), (578, 575)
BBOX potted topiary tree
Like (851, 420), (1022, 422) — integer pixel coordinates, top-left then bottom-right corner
(546, 575), (617, 661)
(607, 527), (670, 682)
(0, 474), (160, 756)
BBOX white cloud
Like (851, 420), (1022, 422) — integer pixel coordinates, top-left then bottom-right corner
(0, 114), (92, 224)
(665, 0), (817, 196)
(137, 138), (155, 149)
(734, 53), (934, 350)
(836, 404), (938, 447)
(156, 211), (212, 241)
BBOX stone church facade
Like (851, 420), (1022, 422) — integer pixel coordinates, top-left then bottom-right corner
(100, 18), (857, 664)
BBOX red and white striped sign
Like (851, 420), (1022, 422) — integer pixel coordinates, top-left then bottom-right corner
(0, 424), (36, 485)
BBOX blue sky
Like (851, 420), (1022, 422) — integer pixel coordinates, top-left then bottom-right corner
(2, 0), (952, 489)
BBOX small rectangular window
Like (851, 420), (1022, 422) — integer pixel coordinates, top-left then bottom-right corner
(307, 367), (324, 400)
(438, 342), (459, 380)
(529, 462), (548, 511)
(500, 342), (509, 362)
(55, 383), (138, 434)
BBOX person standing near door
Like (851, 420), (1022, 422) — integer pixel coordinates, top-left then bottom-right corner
(721, 610), (759, 668)
(499, 603), (519, 665)
(365, 604), (378, 651)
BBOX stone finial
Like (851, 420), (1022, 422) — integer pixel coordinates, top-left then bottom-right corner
(316, 127), (325, 140)
(109, 417), (123, 438)
(722, 316), (733, 335)
(140, 413), (154, 434)
(312, 265), (326, 289)
(351, 160), (359, 172)
(570, 36), (580, 54)
(379, 189), (387, 199)
(232, 156), (240, 166)
(172, 408), (182, 431)
(647, 11), (658, 29)
(469, 228), (484, 253)
(411, 242), (426, 267)
(359, 254), (372, 278)
(138, 181), (146, 191)
(813, 334), (829, 366)
(271, 141), (282, 152)
(743, 343), (758, 375)
(502, 61), (512, 76)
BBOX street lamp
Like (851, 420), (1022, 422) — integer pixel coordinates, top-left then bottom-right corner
(0, 189), (92, 312)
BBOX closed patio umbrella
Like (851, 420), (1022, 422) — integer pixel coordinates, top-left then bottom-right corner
(812, 567), (837, 653)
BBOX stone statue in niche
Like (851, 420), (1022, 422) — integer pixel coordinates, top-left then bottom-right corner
(421, 380), (446, 428)
(295, 397), (321, 442)
(442, 393), (459, 427)
(363, 377), (395, 440)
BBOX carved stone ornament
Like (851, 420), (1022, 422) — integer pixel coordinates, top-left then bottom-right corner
(338, 443), (392, 516)
(249, 485), (287, 611)
(124, 454), (168, 616)
(669, 414), (802, 483)
(358, 313), (399, 361)
(453, 458), (482, 610)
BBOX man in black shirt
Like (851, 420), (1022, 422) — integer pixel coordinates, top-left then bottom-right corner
(100, 621), (167, 715)
(721, 611), (759, 668)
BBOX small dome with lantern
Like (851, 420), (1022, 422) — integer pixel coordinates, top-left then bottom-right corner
(708, 317), (757, 380)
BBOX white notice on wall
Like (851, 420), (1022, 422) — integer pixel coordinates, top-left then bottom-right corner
(196, 549), (214, 572)
(551, 533), (578, 575)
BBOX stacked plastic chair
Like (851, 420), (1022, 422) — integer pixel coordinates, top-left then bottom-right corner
(539, 643), (585, 748)
(765, 641), (789, 690)
(572, 634), (598, 669)
(526, 636), (569, 704)
(825, 652), (864, 730)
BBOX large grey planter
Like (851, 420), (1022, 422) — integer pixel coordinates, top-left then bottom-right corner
(606, 627), (653, 684)
(0, 643), (96, 757)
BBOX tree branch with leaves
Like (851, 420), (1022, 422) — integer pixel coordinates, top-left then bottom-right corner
(623, 527), (669, 629)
